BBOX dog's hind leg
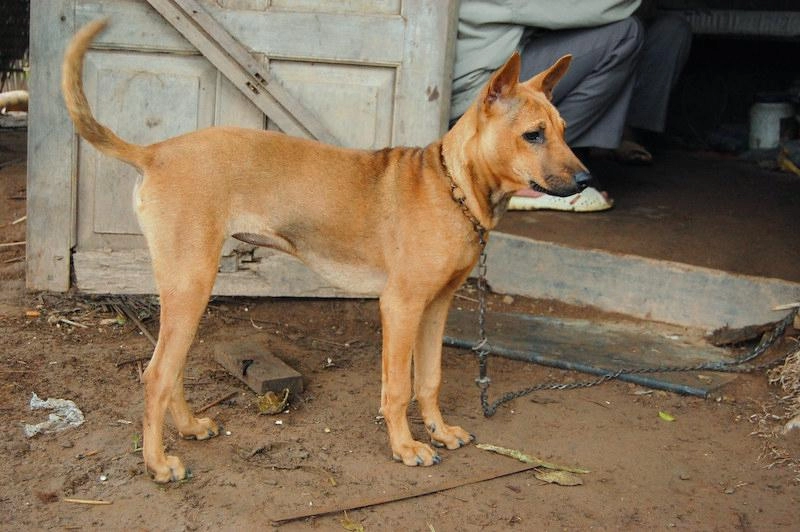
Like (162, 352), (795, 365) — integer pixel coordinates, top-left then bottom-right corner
(140, 239), (221, 482)
(414, 282), (474, 450)
(379, 286), (441, 466)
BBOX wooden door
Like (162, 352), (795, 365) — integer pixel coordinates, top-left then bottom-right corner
(27, 0), (457, 294)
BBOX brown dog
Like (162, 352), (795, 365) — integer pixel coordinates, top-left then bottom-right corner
(62, 19), (588, 482)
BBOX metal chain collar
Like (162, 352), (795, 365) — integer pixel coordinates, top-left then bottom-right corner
(441, 147), (799, 417)
(439, 146), (498, 416)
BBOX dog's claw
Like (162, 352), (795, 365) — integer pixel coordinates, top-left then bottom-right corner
(392, 441), (442, 466)
(150, 455), (189, 483)
(178, 418), (219, 441)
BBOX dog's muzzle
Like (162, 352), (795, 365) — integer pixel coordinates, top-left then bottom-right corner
(531, 170), (601, 197)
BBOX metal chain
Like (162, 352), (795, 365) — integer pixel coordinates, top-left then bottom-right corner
(440, 145), (798, 418)
(473, 300), (796, 417)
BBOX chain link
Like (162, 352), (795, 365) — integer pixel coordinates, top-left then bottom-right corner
(440, 147), (798, 417)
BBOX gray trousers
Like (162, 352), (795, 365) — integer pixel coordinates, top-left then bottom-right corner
(520, 14), (692, 149)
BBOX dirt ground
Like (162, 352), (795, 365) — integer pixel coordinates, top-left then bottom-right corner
(2, 127), (799, 531)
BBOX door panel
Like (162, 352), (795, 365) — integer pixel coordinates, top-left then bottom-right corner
(269, 61), (395, 149)
(79, 51), (217, 243)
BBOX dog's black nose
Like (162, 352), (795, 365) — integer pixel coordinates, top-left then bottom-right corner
(573, 171), (597, 191)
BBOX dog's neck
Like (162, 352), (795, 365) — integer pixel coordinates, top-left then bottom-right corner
(440, 136), (509, 233)
(439, 144), (488, 246)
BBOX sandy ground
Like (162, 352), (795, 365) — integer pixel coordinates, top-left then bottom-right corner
(1, 128), (799, 530)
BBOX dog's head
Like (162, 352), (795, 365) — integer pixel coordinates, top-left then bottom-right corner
(446, 53), (591, 213)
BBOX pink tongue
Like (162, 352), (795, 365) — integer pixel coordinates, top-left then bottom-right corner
(515, 187), (545, 198)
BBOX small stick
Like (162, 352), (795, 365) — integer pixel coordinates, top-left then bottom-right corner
(63, 498), (112, 505)
(114, 304), (157, 347)
(309, 337), (350, 348)
(196, 391), (238, 414)
(115, 356), (151, 368)
(59, 318), (88, 329)
(12, 215), (26, 225)
(76, 450), (99, 459)
(454, 293), (479, 303)
(0, 240), (25, 248)
(773, 302), (800, 311)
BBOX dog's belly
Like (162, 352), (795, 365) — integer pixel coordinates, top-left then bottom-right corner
(302, 252), (387, 296)
(232, 231), (386, 295)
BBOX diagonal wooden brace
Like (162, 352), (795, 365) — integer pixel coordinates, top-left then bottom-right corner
(146, 0), (338, 144)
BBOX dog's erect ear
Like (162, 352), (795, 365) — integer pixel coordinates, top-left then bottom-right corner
(526, 54), (572, 101)
(484, 52), (521, 106)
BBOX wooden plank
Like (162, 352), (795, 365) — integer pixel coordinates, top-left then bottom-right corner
(26, 0), (75, 291)
(445, 309), (739, 397)
(214, 340), (304, 396)
(212, 9), (406, 66)
(76, 0), (195, 54)
(269, 0), (400, 15)
(72, 249), (367, 297)
(483, 233), (800, 338)
(76, 3), (407, 65)
(145, 0), (338, 144)
(267, 61), (395, 149)
(393, 0), (459, 145)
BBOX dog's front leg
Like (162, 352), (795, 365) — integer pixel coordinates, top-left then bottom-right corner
(414, 289), (474, 450)
(379, 291), (441, 466)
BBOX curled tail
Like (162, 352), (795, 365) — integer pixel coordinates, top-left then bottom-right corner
(61, 19), (146, 168)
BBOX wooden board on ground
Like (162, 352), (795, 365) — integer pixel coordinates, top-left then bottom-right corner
(444, 309), (740, 397)
(214, 340), (304, 395)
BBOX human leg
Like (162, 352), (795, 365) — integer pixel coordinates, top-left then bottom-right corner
(626, 13), (692, 133)
(519, 18), (644, 149)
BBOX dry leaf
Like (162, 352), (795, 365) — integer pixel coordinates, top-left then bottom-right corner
(534, 469), (583, 486)
(257, 389), (290, 415)
(659, 411), (676, 422)
(340, 511), (365, 531)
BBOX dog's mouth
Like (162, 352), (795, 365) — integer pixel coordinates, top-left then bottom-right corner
(528, 178), (581, 198)
(528, 180), (550, 194)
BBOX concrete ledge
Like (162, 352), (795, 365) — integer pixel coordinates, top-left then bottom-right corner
(484, 232), (800, 339)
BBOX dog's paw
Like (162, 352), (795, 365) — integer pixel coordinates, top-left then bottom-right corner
(428, 422), (474, 450)
(149, 455), (189, 483)
(178, 417), (219, 441)
(392, 440), (441, 466)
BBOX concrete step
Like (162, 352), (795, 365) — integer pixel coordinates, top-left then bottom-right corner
(483, 232), (800, 342)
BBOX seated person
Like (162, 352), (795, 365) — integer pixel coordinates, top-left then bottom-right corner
(451, 0), (692, 211)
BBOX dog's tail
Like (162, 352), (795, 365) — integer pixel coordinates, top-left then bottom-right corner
(62, 19), (146, 168)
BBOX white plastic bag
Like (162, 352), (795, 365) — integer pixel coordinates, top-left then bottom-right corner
(23, 392), (85, 438)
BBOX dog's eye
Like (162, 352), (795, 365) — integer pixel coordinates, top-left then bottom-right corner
(523, 130), (544, 144)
